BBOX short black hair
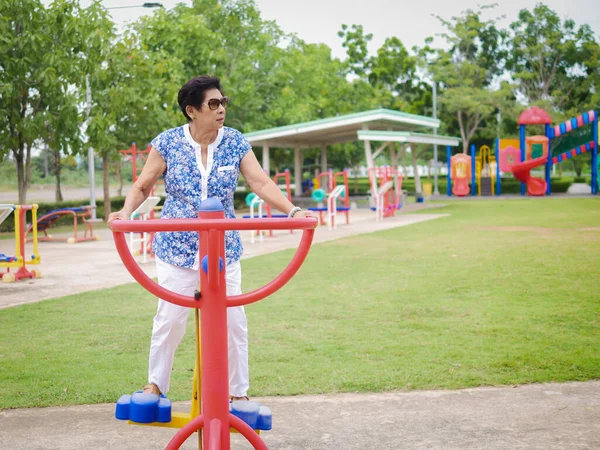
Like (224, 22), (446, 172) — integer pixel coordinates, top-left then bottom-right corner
(177, 76), (223, 121)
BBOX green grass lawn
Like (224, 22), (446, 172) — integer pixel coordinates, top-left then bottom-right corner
(1, 198), (599, 409)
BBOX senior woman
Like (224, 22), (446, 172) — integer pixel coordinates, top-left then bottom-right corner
(108, 75), (312, 401)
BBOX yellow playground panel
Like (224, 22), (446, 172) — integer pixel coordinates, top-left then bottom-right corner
(475, 145), (497, 196)
(499, 139), (520, 151)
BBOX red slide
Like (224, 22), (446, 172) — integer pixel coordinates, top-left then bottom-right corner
(510, 156), (548, 196)
(452, 177), (470, 196)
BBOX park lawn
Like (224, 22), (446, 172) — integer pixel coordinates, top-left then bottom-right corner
(0, 198), (599, 409)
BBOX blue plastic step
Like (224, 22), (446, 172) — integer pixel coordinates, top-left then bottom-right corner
(115, 393), (272, 431)
(230, 400), (272, 431)
(115, 391), (171, 423)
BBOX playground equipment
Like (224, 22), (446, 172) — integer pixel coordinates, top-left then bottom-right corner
(244, 169), (293, 243)
(449, 153), (472, 197)
(475, 145), (497, 196)
(129, 196), (162, 263)
(0, 204), (41, 283)
(510, 155), (549, 196)
(25, 205), (100, 244)
(308, 170), (350, 228)
(496, 107), (598, 196)
(367, 166), (403, 221)
(110, 197), (317, 450)
(447, 108), (598, 197)
(544, 109), (598, 195)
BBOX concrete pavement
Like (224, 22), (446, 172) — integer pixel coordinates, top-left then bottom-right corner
(2, 202), (599, 449)
(1, 382), (599, 449)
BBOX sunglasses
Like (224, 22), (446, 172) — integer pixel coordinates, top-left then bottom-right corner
(203, 96), (229, 110)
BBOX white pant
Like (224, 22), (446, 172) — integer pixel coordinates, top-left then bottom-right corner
(149, 257), (249, 396)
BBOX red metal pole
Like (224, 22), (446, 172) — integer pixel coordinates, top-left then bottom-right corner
(132, 143), (138, 183)
(197, 207), (230, 449)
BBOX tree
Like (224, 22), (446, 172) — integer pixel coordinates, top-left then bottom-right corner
(86, 30), (182, 220)
(1, 0), (48, 204)
(37, 0), (103, 201)
(420, 5), (508, 153)
(0, 0), (118, 204)
(507, 3), (600, 114)
(338, 24), (373, 78)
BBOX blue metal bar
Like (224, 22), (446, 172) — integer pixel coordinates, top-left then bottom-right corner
(593, 114), (598, 195)
(471, 144), (476, 196)
(520, 125), (526, 195)
(545, 124), (552, 195)
(447, 146), (452, 196)
(495, 138), (501, 196)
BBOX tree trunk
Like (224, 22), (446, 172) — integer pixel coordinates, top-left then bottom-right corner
(25, 142), (32, 192)
(401, 146), (408, 178)
(410, 146), (422, 194)
(116, 158), (123, 197)
(54, 148), (63, 202)
(457, 111), (470, 154)
(15, 145), (26, 205)
(103, 153), (111, 220)
(43, 143), (49, 178)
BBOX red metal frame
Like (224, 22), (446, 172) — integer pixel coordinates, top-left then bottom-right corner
(26, 206), (99, 243)
(264, 169), (293, 237)
(316, 169), (334, 193)
(119, 143), (164, 255)
(111, 210), (316, 449)
(368, 167), (403, 219)
(329, 170), (350, 228)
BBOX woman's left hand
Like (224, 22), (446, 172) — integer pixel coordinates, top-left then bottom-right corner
(294, 209), (317, 219)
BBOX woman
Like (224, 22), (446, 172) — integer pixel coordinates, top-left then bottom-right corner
(108, 75), (312, 401)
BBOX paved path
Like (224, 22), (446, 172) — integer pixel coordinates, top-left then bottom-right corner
(2, 382), (599, 449)
(0, 206), (447, 308)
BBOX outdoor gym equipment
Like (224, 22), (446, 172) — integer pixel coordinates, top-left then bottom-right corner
(368, 166), (403, 221)
(110, 197), (317, 450)
(128, 196), (162, 263)
(25, 205), (101, 244)
(308, 170), (350, 228)
(243, 170), (294, 243)
(0, 204), (41, 283)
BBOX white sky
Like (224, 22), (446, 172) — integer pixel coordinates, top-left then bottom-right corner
(95, 0), (600, 59)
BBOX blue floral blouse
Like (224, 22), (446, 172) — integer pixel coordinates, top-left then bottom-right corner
(151, 124), (252, 268)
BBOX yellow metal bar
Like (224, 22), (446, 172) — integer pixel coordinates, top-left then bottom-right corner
(194, 307), (202, 450)
(129, 412), (192, 429)
(128, 413), (260, 435)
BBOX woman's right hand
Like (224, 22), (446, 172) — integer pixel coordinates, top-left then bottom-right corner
(107, 209), (130, 225)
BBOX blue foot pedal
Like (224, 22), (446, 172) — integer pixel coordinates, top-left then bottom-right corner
(257, 406), (272, 430)
(231, 401), (272, 431)
(115, 391), (171, 423)
(115, 394), (131, 420)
